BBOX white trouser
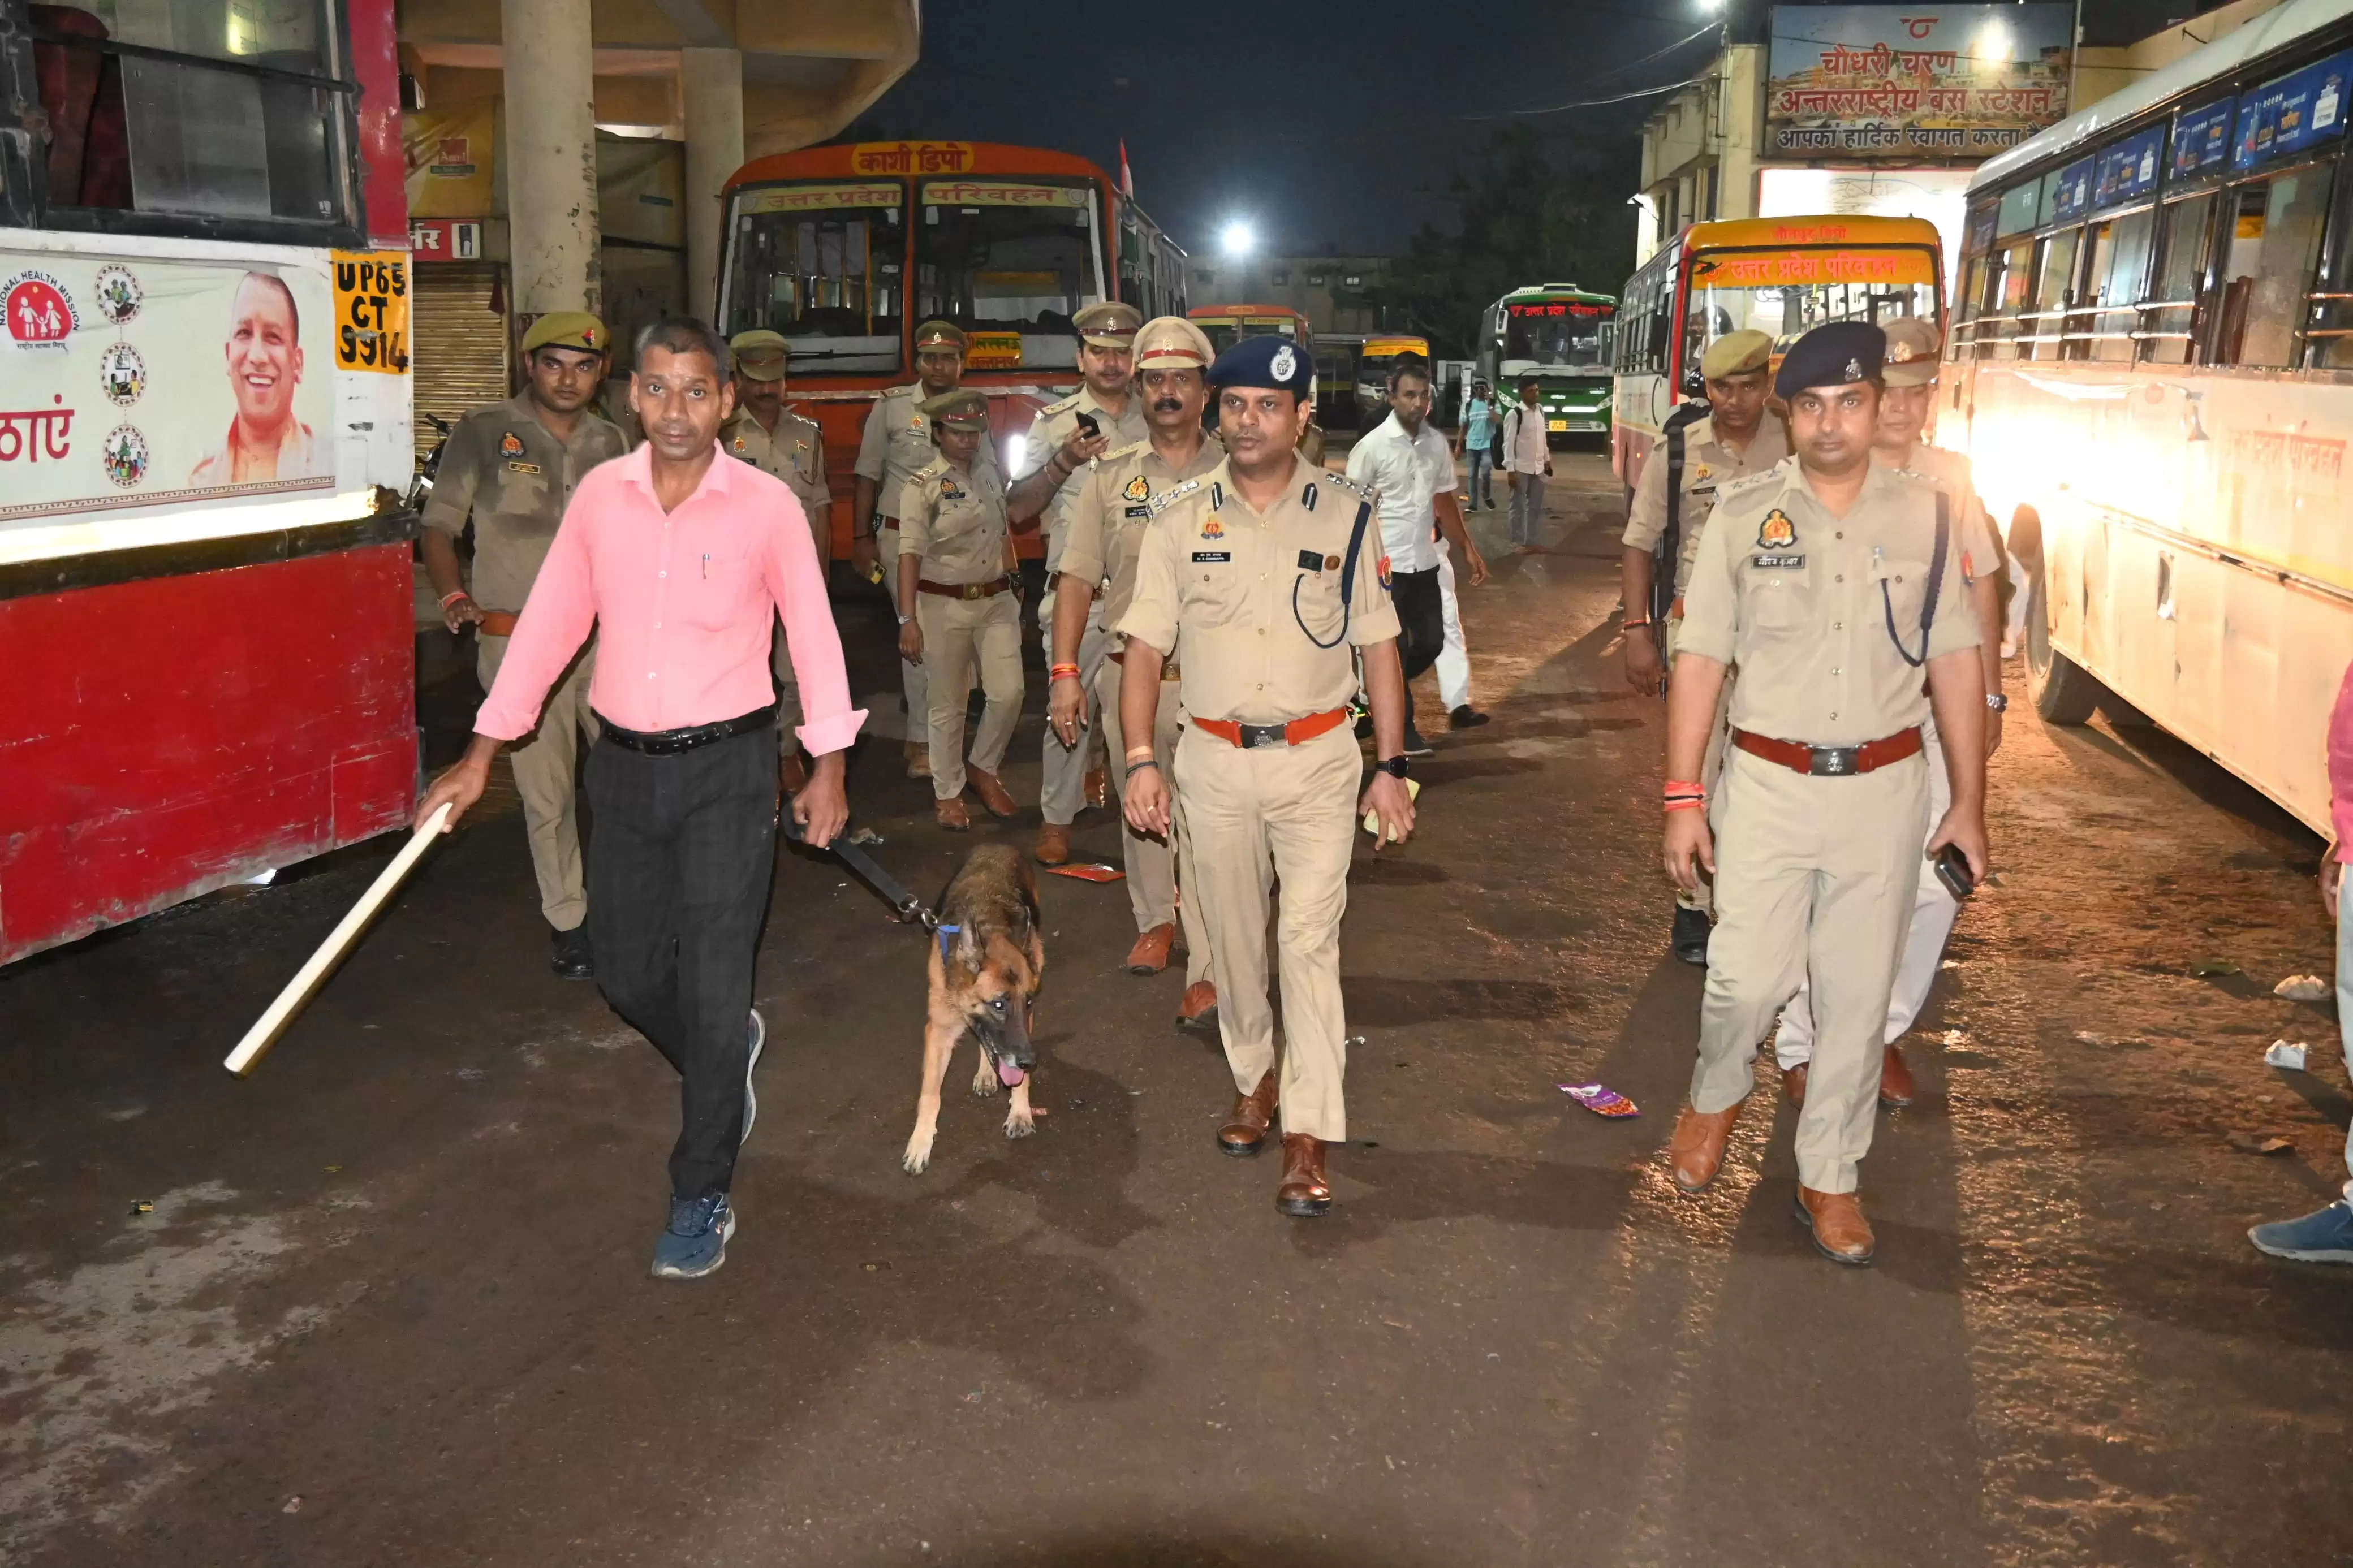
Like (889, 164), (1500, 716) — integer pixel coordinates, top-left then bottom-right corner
(1434, 544), (1471, 713)
(1775, 724), (1957, 1067)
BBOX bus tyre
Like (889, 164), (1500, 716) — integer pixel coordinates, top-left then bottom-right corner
(2022, 528), (2102, 727)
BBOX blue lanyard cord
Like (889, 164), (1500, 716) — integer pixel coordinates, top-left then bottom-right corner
(1880, 494), (1950, 670)
(1295, 498), (1375, 651)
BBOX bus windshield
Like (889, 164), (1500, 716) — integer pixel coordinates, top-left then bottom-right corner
(1197, 319), (1301, 356)
(1505, 302), (1614, 370)
(916, 178), (1102, 370)
(1684, 248), (1939, 359)
(723, 182), (907, 374)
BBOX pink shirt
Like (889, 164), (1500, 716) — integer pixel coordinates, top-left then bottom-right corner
(2332, 658), (2353, 861)
(476, 443), (865, 755)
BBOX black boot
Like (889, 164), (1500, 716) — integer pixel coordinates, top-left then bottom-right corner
(550, 924), (594, 980)
(1671, 905), (1710, 967)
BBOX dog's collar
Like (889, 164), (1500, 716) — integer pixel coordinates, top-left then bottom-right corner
(935, 922), (962, 964)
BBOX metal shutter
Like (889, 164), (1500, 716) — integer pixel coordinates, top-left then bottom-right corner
(410, 265), (511, 458)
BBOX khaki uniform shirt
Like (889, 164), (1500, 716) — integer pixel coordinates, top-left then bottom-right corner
(723, 406), (829, 551)
(1059, 434), (1225, 640)
(1678, 456), (1979, 747)
(420, 394), (627, 612)
(1119, 457), (1401, 726)
(855, 383), (949, 522)
(899, 457), (1011, 585)
(1016, 385), (1149, 573)
(1889, 442), (2001, 581)
(1621, 412), (1792, 598)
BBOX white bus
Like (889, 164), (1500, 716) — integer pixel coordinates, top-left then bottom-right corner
(1951, 0), (2353, 832)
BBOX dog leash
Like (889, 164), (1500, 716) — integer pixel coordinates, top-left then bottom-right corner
(779, 816), (940, 931)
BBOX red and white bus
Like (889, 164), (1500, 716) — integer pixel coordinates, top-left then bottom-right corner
(2, 0), (418, 964)
(714, 141), (1187, 558)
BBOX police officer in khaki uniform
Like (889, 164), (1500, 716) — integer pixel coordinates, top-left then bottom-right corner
(725, 329), (831, 789)
(1661, 322), (1988, 1266)
(420, 311), (627, 978)
(1010, 301), (1149, 865)
(1053, 316), (1221, 1007)
(898, 388), (1023, 830)
(1774, 316), (2010, 1113)
(857, 320), (968, 777)
(1118, 334), (1417, 1219)
(1619, 329), (1787, 965)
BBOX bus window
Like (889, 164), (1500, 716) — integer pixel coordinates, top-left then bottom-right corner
(2213, 169), (2334, 367)
(2028, 227), (2082, 360)
(917, 180), (1101, 370)
(1976, 237), (2032, 359)
(723, 190), (905, 374)
(1686, 274), (1936, 362)
(1503, 303), (1613, 369)
(2083, 209), (2156, 363)
(2143, 192), (2218, 365)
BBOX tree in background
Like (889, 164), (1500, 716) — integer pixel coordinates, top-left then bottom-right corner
(1368, 126), (1639, 360)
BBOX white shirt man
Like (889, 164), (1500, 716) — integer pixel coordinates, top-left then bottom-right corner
(1345, 404), (1456, 573)
(1501, 395), (1550, 474)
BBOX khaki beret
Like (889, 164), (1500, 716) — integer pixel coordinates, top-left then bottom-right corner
(1072, 300), (1144, 347)
(919, 387), (990, 430)
(1699, 329), (1772, 380)
(913, 319), (968, 353)
(730, 329), (790, 381)
(520, 312), (608, 355)
(1132, 316), (1214, 371)
(1881, 317), (1942, 386)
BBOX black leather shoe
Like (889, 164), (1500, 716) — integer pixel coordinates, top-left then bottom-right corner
(1449, 705), (1491, 729)
(551, 925), (594, 980)
(1671, 905), (1710, 967)
(1400, 727), (1436, 758)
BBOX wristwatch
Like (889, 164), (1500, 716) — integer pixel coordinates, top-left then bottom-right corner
(1986, 693), (2009, 712)
(1374, 755), (1410, 779)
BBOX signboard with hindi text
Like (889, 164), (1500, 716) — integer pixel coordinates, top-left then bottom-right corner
(0, 248), (336, 525)
(1767, 5), (2074, 161)
(920, 180), (1092, 210)
(739, 183), (904, 215)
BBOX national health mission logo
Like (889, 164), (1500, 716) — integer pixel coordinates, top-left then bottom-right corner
(5, 270), (79, 347)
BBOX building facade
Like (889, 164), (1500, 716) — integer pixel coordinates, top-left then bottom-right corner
(1184, 252), (1396, 334)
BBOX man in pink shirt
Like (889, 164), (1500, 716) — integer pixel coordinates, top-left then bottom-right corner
(2248, 657), (2353, 1263)
(417, 317), (864, 1280)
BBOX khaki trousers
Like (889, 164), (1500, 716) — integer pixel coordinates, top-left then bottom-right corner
(1041, 608), (1111, 826)
(917, 589), (1022, 800)
(477, 633), (598, 931)
(877, 524), (929, 744)
(1664, 615), (1734, 917)
(1173, 723), (1359, 1142)
(1693, 746), (1929, 1193)
(1093, 656), (1210, 985)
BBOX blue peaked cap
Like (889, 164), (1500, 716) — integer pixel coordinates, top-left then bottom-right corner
(1206, 333), (1312, 394)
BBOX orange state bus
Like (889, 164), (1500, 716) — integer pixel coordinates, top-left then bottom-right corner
(717, 141), (1188, 558)
(1187, 303), (1313, 357)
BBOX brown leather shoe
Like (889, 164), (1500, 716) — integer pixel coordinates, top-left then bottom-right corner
(1795, 1186), (1876, 1265)
(1034, 822), (1071, 865)
(936, 797), (971, 831)
(1276, 1133), (1333, 1216)
(1878, 1044), (1916, 1109)
(1782, 1062), (1808, 1106)
(1667, 1102), (1742, 1193)
(1177, 980), (1219, 1034)
(1218, 1070), (1278, 1156)
(779, 753), (808, 794)
(1126, 922), (1175, 975)
(904, 741), (931, 780)
(1084, 767), (1109, 810)
(967, 767), (1018, 818)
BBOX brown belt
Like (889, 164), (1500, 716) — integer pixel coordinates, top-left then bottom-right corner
(477, 610), (522, 637)
(1106, 647), (1179, 681)
(1732, 725), (1922, 777)
(1192, 707), (1351, 749)
(917, 576), (1013, 600)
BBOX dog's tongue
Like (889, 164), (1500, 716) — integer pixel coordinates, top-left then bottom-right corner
(998, 1061), (1026, 1087)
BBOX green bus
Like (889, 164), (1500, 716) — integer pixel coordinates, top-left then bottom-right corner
(1477, 284), (1617, 443)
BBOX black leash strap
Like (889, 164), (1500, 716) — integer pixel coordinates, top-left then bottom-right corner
(1296, 496), (1376, 650)
(1882, 490), (1950, 669)
(780, 816), (937, 929)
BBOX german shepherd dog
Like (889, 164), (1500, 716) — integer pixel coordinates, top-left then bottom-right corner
(902, 844), (1046, 1174)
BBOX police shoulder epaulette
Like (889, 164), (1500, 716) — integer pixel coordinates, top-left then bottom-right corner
(1716, 467), (1781, 504)
(913, 456), (950, 482)
(1320, 469), (1373, 499)
(1100, 438), (1149, 466)
(1146, 477), (1204, 517)
(1036, 392), (1080, 419)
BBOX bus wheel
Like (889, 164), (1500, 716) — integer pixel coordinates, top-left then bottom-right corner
(2022, 518), (2102, 726)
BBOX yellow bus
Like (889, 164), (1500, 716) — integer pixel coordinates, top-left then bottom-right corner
(1950, 0), (2353, 831)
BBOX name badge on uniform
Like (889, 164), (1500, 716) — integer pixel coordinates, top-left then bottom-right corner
(506, 461), (542, 475)
(1753, 553), (1805, 569)
(1297, 549), (1325, 571)
(1193, 551), (1231, 563)
(1123, 505), (1151, 518)
(940, 482), (966, 502)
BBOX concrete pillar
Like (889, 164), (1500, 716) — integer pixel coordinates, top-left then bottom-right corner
(682, 47), (745, 326)
(500, 0), (601, 318)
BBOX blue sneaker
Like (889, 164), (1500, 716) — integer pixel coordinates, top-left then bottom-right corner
(2248, 1199), (2353, 1262)
(741, 1009), (766, 1148)
(650, 1192), (735, 1280)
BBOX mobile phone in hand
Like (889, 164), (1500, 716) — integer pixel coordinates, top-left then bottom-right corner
(1933, 842), (1977, 900)
(1074, 411), (1100, 440)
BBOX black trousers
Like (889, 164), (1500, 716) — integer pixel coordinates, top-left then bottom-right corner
(1390, 564), (1446, 728)
(585, 719), (776, 1200)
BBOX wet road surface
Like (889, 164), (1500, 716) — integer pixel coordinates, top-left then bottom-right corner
(6, 451), (2351, 1567)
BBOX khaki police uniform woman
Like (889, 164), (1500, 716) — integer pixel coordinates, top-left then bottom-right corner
(1118, 333), (1417, 1219)
(420, 310), (626, 977)
(897, 388), (1023, 830)
(1661, 321), (1988, 1267)
(723, 328), (831, 778)
(857, 319), (969, 776)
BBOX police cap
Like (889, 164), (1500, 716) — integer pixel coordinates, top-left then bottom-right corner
(913, 319), (968, 354)
(919, 387), (990, 431)
(1700, 329), (1772, 380)
(1880, 317), (1942, 387)
(730, 329), (790, 381)
(1132, 315), (1214, 372)
(1072, 301), (1143, 348)
(1774, 321), (1885, 400)
(520, 312), (608, 356)
(1206, 333), (1311, 397)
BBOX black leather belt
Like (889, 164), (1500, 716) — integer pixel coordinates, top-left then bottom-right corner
(596, 704), (775, 756)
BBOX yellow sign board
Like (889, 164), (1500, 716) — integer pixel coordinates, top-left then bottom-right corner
(966, 331), (1023, 370)
(851, 141), (975, 175)
(739, 183), (904, 215)
(921, 180), (1091, 210)
(1694, 247), (1937, 287)
(331, 251), (410, 374)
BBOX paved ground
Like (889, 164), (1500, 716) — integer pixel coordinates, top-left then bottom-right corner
(6, 448), (2351, 1567)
